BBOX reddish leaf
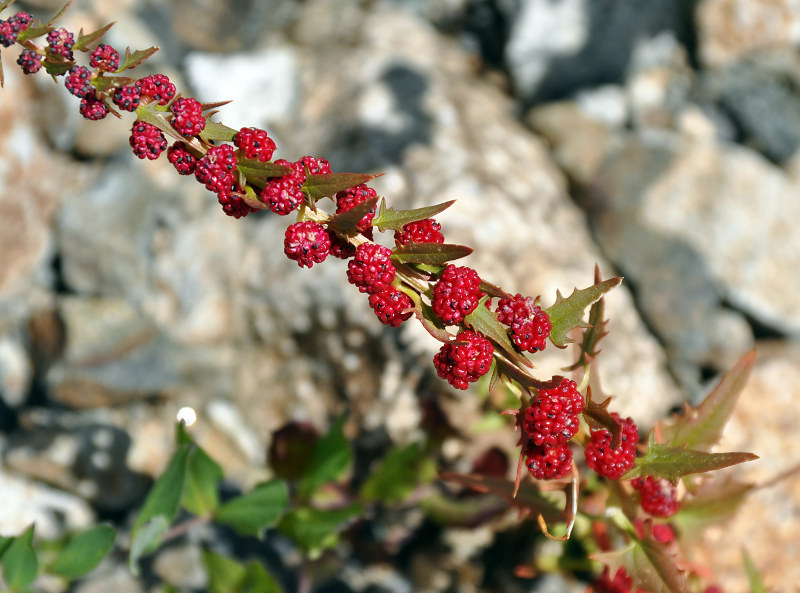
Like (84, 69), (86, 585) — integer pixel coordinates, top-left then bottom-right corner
(117, 46), (159, 72)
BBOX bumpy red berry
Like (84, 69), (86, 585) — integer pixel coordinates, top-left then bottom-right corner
(65, 66), (93, 98)
(432, 264), (484, 325)
(433, 330), (494, 390)
(394, 218), (444, 245)
(17, 49), (41, 74)
(79, 95), (109, 120)
(524, 378), (585, 447)
(233, 127), (276, 162)
(284, 221), (331, 268)
(336, 184), (377, 232)
(167, 142), (198, 175)
(113, 85), (141, 111)
(631, 476), (680, 517)
(326, 230), (357, 260)
(369, 286), (413, 327)
(346, 243), (395, 294)
(195, 143), (238, 196)
(0, 12), (32, 47)
(584, 413), (639, 480)
(296, 155), (331, 175)
(90, 44), (120, 72)
(129, 121), (167, 160)
(46, 27), (75, 59)
(170, 97), (205, 136)
(496, 294), (551, 352)
(136, 74), (176, 106)
(525, 441), (573, 480)
(593, 567), (635, 593)
(260, 159), (306, 215)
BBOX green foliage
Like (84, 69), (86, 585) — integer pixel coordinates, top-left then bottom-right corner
(325, 196), (379, 234)
(49, 524), (116, 579)
(372, 198), (455, 232)
(390, 242), (473, 266)
(278, 505), (363, 557)
(1, 525), (38, 593)
(72, 22), (116, 52)
(298, 414), (352, 498)
(303, 172), (376, 203)
(545, 277), (622, 349)
(202, 550), (281, 593)
(215, 480), (289, 537)
(360, 441), (436, 504)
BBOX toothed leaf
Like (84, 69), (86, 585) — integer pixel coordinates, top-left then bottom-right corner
(391, 242), (472, 266)
(624, 433), (758, 483)
(236, 158), (293, 180)
(373, 198), (455, 232)
(304, 172), (377, 202)
(117, 46), (159, 72)
(545, 277), (622, 348)
(199, 120), (237, 143)
(73, 21), (115, 51)
(564, 265), (611, 370)
(326, 196), (379, 234)
(660, 350), (755, 451)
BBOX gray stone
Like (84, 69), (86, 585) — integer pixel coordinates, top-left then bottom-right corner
(0, 335), (32, 409)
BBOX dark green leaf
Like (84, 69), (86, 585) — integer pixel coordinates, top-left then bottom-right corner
(360, 442), (436, 503)
(0, 536), (12, 559)
(373, 198), (455, 232)
(298, 414), (352, 497)
(544, 277), (622, 348)
(326, 196), (380, 235)
(624, 433), (758, 483)
(1, 525), (37, 592)
(215, 480), (289, 537)
(278, 505), (362, 556)
(73, 21), (116, 52)
(236, 158), (293, 180)
(304, 172), (376, 202)
(117, 46), (159, 72)
(200, 120), (237, 143)
(129, 515), (169, 575)
(240, 561), (281, 593)
(132, 444), (190, 534)
(49, 524), (116, 578)
(390, 242), (472, 266)
(182, 446), (223, 517)
(202, 549), (246, 593)
(660, 350), (756, 451)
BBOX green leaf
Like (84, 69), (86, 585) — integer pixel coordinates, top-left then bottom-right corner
(182, 446), (224, 517)
(49, 524), (115, 579)
(73, 21), (116, 52)
(660, 350), (756, 451)
(390, 242), (473, 266)
(298, 414), (352, 498)
(240, 561), (281, 593)
(129, 515), (169, 575)
(202, 549), (247, 593)
(544, 277), (622, 348)
(624, 433), (758, 483)
(325, 196), (380, 235)
(373, 198), (456, 232)
(0, 1), (18, 15)
(421, 492), (509, 526)
(277, 505), (362, 557)
(1, 525), (37, 592)
(742, 548), (767, 593)
(673, 477), (754, 536)
(117, 46), (159, 72)
(132, 444), (190, 534)
(463, 296), (527, 366)
(236, 158), (293, 181)
(0, 536), (12, 559)
(199, 120), (238, 143)
(360, 442), (436, 504)
(215, 480), (289, 537)
(46, 0), (73, 26)
(304, 172), (376, 202)
(564, 265), (611, 370)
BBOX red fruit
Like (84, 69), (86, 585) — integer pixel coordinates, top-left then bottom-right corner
(631, 476), (680, 517)
(167, 142), (198, 175)
(66, 66), (93, 98)
(170, 97), (205, 136)
(394, 218), (444, 245)
(335, 184), (377, 231)
(260, 158), (306, 215)
(524, 441), (573, 480)
(369, 286), (413, 327)
(46, 27), (75, 59)
(433, 330), (493, 390)
(89, 44), (120, 72)
(17, 49), (42, 74)
(584, 413), (639, 480)
(194, 144), (238, 196)
(593, 567), (635, 593)
(496, 293), (551, 352)
(0, 13), (32, 47)
(113, 85), (141, 111)
(233, 127), (276, 162)
(218, 193), (256, 219)
(296, 155), (331, 175)
(524, 378), (585, 447)
(432, 264), (484, 325)
(79, 95), (109, 120)
(137, 74), (176, 105)
(129, 121), (167, 160)
(284, 221), (331, 268)
(346, 243), (395, 294)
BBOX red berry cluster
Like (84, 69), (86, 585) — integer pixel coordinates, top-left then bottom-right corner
(631, 476), (680, 517)
(0, 12), (32, 47)
(432, 264), (484, 325)
(584, 413), (639, 480)
(496, 294), (551, 352)
(433, 330), (494, 390)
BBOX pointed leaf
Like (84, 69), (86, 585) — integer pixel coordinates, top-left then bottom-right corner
(46, 1), (72, 26)
(373, 198), (456, 232)
(564, 264), (611, 370)
(73, 21), (116, 51)
(391, 242), (473, 266)
(298, 414), (352, 497)
(237, 159), (293, 182)
(0, 536), (12, 558)
(1, 525), (37, 592)
(202, 549), (246, 593)
(463, 296), (530, 368)
(215, 480), (289, 537)
(241, 561), (281, 593)
(132, 444), (190, 534)
(673, 477), (754, 535)
(117, 46), (159, 72)
(304, 172), (377, 202)
(199, 120), (237, 143)
(326, 196), (379, 235)
(0, 1), (18, 14)
(49, 524), (116, 578)
(624, 433), (758, 483)
(129, 515), (169, 575)
(277, 505), (362, 557)
(660, 350), (756, 451)
(360, 442), (436, 504)
(182, 445), (223, 517)
(545, 277), (622, 348)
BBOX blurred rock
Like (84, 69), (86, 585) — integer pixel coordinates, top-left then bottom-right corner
(0, 335), (32, 409)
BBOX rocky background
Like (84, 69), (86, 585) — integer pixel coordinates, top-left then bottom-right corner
(0, 0), (799, 591)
